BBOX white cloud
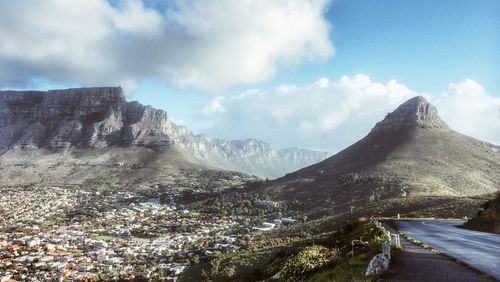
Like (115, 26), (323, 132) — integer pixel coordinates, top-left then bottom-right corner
(0, 0), (333, 92)
(202, 96), (226, 114)
(196, 74), (418, 151)
(195, 74), (500, 152)
(433, 79), (500, 144)
(111, 0), (163, 34)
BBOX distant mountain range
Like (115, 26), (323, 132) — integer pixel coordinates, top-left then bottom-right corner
(261, 96), (500, 216)
(0, 87), (329, 181)
(170, 132), (330, 179)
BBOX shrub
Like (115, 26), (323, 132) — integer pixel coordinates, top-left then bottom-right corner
(221, 265), (236, 279)
(280, 245), (331, 281)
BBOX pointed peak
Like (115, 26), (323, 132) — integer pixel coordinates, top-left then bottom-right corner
(399, 95), (430, 109)
(372, 96), (448, 132)
(408, 95), (428, 102)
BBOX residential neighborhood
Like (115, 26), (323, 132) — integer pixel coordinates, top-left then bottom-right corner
(0, 186), (296, 281)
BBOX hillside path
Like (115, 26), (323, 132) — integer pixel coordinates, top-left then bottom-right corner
(381, 222), (495, 282)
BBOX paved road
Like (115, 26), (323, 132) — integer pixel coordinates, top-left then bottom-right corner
(392, 220), (500, 280)
(383, 227), (491, 282)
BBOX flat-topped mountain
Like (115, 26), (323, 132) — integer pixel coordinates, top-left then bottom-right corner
(0, 87), (172, 149)
(0, 87), (328, 180)
(262, 96), (500, 216)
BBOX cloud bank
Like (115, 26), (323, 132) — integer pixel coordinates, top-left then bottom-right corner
(433, 79), (500, 145)
(197, 74), (500, 152)
(0, 0), (333, 91)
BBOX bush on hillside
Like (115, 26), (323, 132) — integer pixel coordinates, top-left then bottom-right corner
(280, 245), (336, 281)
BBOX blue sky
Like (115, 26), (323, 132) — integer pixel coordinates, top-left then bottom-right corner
(287, 0), (499, 94)
(1, 0), (499, 151)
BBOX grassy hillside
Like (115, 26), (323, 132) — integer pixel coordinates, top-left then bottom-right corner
(180, 218), (391, 281)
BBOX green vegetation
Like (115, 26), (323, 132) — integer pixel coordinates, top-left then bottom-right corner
(188, 191), (287, 217)
(301, 220), (390, 281)
(182, 219), (390, 281)
(92, 235), (117, 241)
(280, 245), (334, 281)
(307, 251), (373, 282)
(180, 246), (289, 281)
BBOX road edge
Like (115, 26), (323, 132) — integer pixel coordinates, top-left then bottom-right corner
(384, 220), (499, 282)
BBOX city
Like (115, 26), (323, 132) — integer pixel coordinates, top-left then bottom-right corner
(0, 186), (295, 281)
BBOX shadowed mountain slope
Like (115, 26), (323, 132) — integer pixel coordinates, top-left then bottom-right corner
(463, 193), (500, 233)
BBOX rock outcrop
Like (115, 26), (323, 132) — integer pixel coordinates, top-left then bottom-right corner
(0, 87), (329, 178)
(372, 96), (448, 132)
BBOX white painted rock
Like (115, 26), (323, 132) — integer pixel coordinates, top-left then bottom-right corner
(365, 253), (390, 276)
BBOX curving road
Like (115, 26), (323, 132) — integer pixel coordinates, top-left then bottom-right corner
(393, 220), (500, 280)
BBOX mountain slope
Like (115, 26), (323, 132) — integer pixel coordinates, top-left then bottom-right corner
(262, 96), (500, 215)
(0, 87), (328, 182)
(463, 193), (500, 233)
(0, 87), (254, 188)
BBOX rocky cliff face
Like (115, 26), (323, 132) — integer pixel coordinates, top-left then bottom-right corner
(0, 87), (172, 149)
(0, 87), (328, 178)
(372, 96), (448, 132)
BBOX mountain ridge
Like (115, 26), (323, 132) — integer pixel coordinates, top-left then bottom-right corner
(263, 96), (500, 216)
(0, 87), (329, 179)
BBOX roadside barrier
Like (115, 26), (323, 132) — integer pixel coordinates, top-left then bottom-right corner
(365, 217), (400, 277)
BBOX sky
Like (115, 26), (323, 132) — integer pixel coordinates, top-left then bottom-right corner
(0, 0), (499, 152)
